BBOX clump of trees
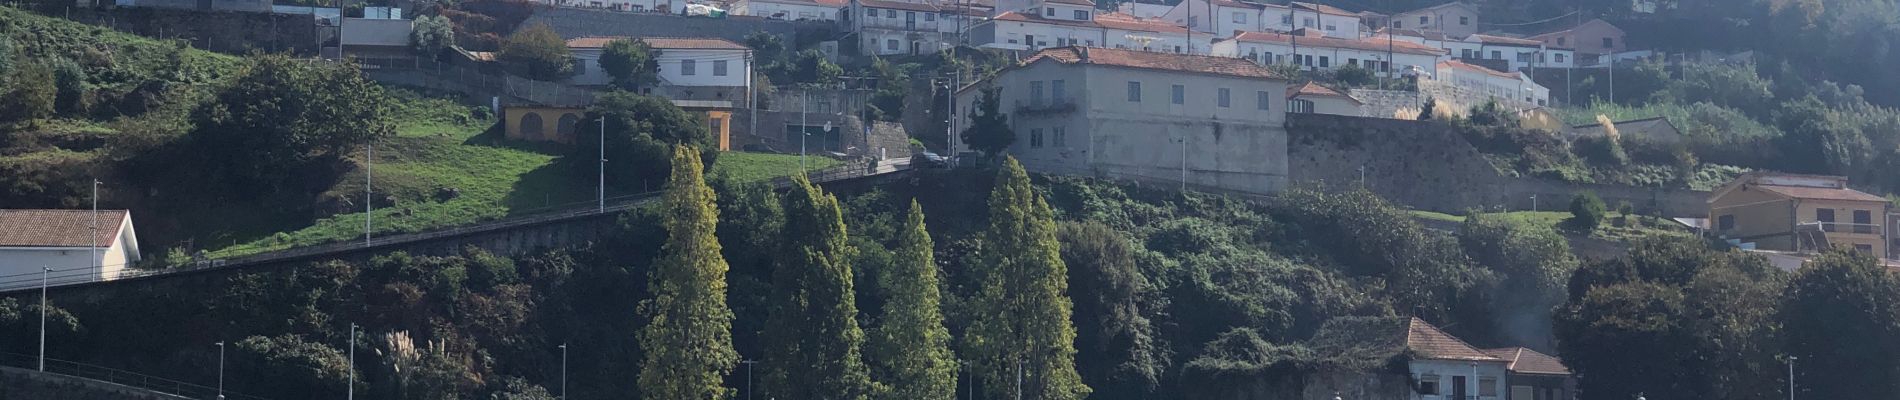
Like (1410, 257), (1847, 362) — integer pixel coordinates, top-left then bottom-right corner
(960, 87), (1014, 158)
(597, 38), (660, 91)
(574, 91), (715, 190)
(186, 54), (395, 197)
(409, 15), (456, 60)
(497, 23), (572, 81)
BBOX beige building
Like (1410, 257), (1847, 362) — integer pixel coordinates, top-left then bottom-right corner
(955, 46), (1292, 193)
(1709, 172), (1892, 259)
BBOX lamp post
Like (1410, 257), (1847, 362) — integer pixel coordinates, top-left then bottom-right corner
(801, 89), (809, 170)
(598, 117), (606, 212)
(347, 323), (357, 400)
(1788, 356), (1797, 400)
(90, 179), (100, 281)
(38, 266), (49, 372)
(364, 143), (373, 248)
(215, 341), (226, 400)
(741, 360), (758, 400)
(559, 343), (569, 399)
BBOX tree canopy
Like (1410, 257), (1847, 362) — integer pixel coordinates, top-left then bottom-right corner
(577, 91), (714, 190)
(599, 38), (660, 91)
(189, 54), (394, 197)
(964, 157), (1090, 400)
(960, 87), (1014, 158)
(637, 146), (739, 400)
(498, 23), (572, 81)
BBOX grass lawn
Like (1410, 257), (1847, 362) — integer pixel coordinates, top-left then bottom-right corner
(205, 92), (826, 258)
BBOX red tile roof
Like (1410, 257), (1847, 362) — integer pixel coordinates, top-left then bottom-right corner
(1406, 317), (1505, 362)
(1439, 59), (1518, 79)
(1757, 185), (1890, 203)
(1468, 33), (1542, 47)
(1228, 31), (1445, 56)
(1290, 1), (1355, 16)
(0, 209), (128, 248)
(565, 37), (750, 50)
(1023, 46), (1288, 79)
(1210, 0), (1272, 9)
(1094, 11), (1190, 33)
(993, 11), (1106, 29)
(1287, 81), (1359, 103)
(1483, 347), (1573, 376)
(859, 0), (938, 12)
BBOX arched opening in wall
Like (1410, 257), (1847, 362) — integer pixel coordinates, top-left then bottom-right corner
(558, 113), (581, 142)
(521, 112), (545, 141)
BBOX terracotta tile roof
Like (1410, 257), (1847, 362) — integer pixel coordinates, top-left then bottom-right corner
(1758, 185), (1890, 203)
(1722, 172), (1891, 203)
(1228, 31), (1445, 56)
(1046, 0), (1096, 6)
(1406, 317), (1505, 362)
(1483, 347), (1573, 376)
(1468, 33), (1542, 47)
(1377, 27), (1451, 41)
(0, 209), (128, 248)
(859, 0), (939, 12)
(1439, 59), (1517, 79)
(993, 11), (1105, 29)
(1287, 81), (1359, 103)
(1023, 46), (1288, 79)
(566, 37), (750, 50)
(1290, 1), (1355, 16)
(1094, 11), (1190, 33)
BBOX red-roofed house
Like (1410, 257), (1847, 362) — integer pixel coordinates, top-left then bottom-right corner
(953, 46), (1292, 194)
(848, 0), (950, 55)
(1404, 317), (1511, 400)
(1211, 29), (1443, 78)
(1710, 172), (1894, 259)
(1436, 59), (1548, 108)
(1286, 81), (1362, 116)
(1483, 347), (1576, 400)
(0, 209), (140, 286)
(564, 36), (753, 103)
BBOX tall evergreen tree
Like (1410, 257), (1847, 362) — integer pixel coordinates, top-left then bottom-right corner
(870, 201), (958, 399)
(763, 175), (872, 400)
(637, 146), (738, 400)
(964, 157), (1090, 400)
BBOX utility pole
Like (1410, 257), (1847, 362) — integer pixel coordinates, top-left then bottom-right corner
(347, 323), (357, 400)
(1178, 133), (1189, 192)
(216, 341), (227, 400)
(1532, 194), (1539, 212)
(559, 343), (569, 399)
(1788, 356), (1797, 400)
(800, 89), (810, 171)
(598, 117), (606, 212)
(742, 360), (758, 400)
(90, 179), (99, 280)
(364, 143), (372, 247)
(39, 266), (49, 372)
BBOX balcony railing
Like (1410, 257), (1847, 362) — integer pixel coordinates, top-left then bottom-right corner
(1802, 221), (1880, 235)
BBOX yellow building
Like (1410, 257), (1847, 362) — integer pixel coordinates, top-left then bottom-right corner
(503, 102), (733, 150)
(1709, 172), (1892, 259)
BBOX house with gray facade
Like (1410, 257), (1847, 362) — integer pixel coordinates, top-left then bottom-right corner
(954, 46), (1292, 194)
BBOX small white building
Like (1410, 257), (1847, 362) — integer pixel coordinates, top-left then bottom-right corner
(1160, 0), (1290, 41)
(1403, 318), (1512, 400)
(1097, 12), (1196, 54)
(1210, 29), (1443, 78)
(954, 46), (1294, 194)
(1388, 1), (1479, 37)
(566, 37), (754, 102)
(735, 0), (844, 21)
(1436, 59), (1549, 108)
(1287, 81), (1362, 116)
(580, 0), (684, 13)
(0, 210), (140, 289)
(1450, 34), (1571, 71)
(1288, 2), (1364, 39)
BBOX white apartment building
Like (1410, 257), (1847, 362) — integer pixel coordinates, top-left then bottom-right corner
(1211, 30), (1443, 77)
(566, 37), (754, 101)
(1437, 59), (1549, 108)
(850, 0), (950, 55)
(1451, 34), (1573, 71)
(1288, 2), (1364, 38)
(954, 46), (1293, 194)
(735, 0), (844, 21)
(1388, 1), (1478, 37)
(1160, 0), (1292, 40)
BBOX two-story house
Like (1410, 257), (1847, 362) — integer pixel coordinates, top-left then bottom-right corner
(1309, 317), (1513, 400)
(1709, 172), (1893, 259)
(1436, 59), (1549, 108)
(954, 46), (1292, 194)
(1289, 2), (1364, 38)
(1450, 34), (1571, 72)
(1388, 1), (1479, 37)
(1160, 0), (1292, 40)
(1210, 29), (1444, 78)
(849, 0), (947, 55)
(566, 37), (754, 103)
(1483, 347), (1576, 400)
(1528, 19), (1626, 66)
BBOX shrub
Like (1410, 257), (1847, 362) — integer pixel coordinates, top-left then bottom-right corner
(1568, 192), (1607, 230)
(0, 62), (55, 123)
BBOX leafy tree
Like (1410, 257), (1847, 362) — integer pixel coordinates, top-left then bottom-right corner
(964, 157), (1090, 400)
(1555, 281), (1697, 400)
(637, 146), (739, 400)
(746, 32), (792, 83)
(488, 377), (557, 400)
(0, 61), (54, 123)
(498, 22), (572, 80)
(599, 38), (661, 91)
(191, 54), (394, 196)
(410, 15), (456, 59)
(1059, 222), (1166, 398)
(1567, 192), (1607, 231)
(0, 38), (14, 80)
(51, 58), (87, 115)
(1418, 97), (1436, 120)
(1458, 213), (1578, 346)
(1466, 99), (1519, 127)
(1274, 189), (1488, 327)
(1178, 328), (1310, 398)
(791, 49), (842, 85)
(398, 342), (482, 400)
(868, 57), (917, 121)
(578, 91), (714, 190)
(960, 87), (1015, 158)
(234, 334), (355, 398)
(1779, 249), (1900, 400)
(713, 178), (784, 355)
(1773, 95), (1869, 174)
(1332, 64), (1375, 87)
(869, 201), (958, 399)
(763, 174), (873, 400)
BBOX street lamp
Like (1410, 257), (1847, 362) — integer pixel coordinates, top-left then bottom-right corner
(347, 323), (357, 400)
(559, 343), (569, 399)
(215, 341), (226, 400)
(1788, 356), (1797, 400)
(597, 118), (606, 212)
(741, 360), (759, 400)
(38, 266), (49, 372)
(90, 179), (101, 282)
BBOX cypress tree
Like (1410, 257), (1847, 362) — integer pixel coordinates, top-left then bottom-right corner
(870, 201), (958, 399)
(638, 146), (738, 400)
(763, 175), (872, 400)
(964, 157), (1090, 400)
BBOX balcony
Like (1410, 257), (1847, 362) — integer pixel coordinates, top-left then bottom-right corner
(1803, 221), (1881, 235)
(1013, 98), (1078, 116)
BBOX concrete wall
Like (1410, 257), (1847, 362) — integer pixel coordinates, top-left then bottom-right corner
(61, 7), (322, 56)
(526, 6), (837, 45)
(0, 366), (182, 400)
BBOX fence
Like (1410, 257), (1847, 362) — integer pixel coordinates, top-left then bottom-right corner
(0, 352), (269, 400)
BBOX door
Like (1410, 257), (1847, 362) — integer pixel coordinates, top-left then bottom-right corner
(1453, 376), (1468, 400)
(1025, 34), (1036, 50)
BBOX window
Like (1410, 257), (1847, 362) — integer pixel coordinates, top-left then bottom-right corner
(887, 9), (896, 17)
(865, 8), (875, 17)
(1555, 53), (1567, 63)
(1419, 378), (1440, 395)
(1257, 90), (1271, 110)
(1325, 24), (1336, 31)
(681, 59), (697, 75)
(1127, 81), (1142, 102)
(1171, 84), (1185, 105)
(1490, 50), (1502, 59)
(1189, 16), (1199, 27)
(1318, 56), (1329, 67)
(1217, 88), (1231, 107)
(1030, 80), (1044, 106)
(1460, 16), (1469, 25)
(1819, 208), (1837, 232)
(1086, 40), (1095, 46)
(1281, 14), (1292, 24)
(713, 60), (728, 76)
(1051, 80), (1065, 102)
(1517, 52), (1531, 62)
(1348, 58), (1358, 66)
(1855, 210), (1874, 234)
(906, 11), (916, 21)
(1602, 37), (1615, 48)
(1045, 7), (1055, 16)
(925, 12), (934, 21)
(1393, 20), (1402, 28)
(1291, 99), (1315, 113)
(1419, 16), (1429, 24)
(888, 39), (900, 50)
(1718, 214), (1735, 231)
(1030, 128), (1044, 148)
(1303, 17), (1314, 27)
(1075, 10), (1088, 20)
(1480, 378), (1498, 397)
(1462, 49), (1474, 58)
(1233, 12), (1246, 23)
(1053, 127), (1066, 147)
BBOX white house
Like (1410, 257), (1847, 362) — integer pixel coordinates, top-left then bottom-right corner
(1210, 29), (1443, 77)
(850, 0), (948, 55)
(1097, 12), (1196, 53)
(1452, 34), (1572, 71)
(1287, 81), (1362, 116)
(954, 46), (1293, 194)
(1436, 59), (1549, 108)
(0, 209), (140, 289)
(1288, 2), (1363, 38)
(1159, 0), (1292, 40)
(1402, 318), (1512, 400)
(1388, 1), (1479, 37)
(566, 37), (754, 102)
(1117, 0), (1174, 18)
(735, 0), (844, 21)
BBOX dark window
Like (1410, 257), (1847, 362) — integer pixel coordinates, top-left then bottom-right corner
(1602, 37), (1615, 48)
(925, 12), (934, 21)
(1819, 208), (1837, 232)
(713, 60), (728, 76)
(1030, 128), (1043, 148)
(1127, 81), (1142, 102)
(1257, 91), (1271, 110)
(1045, 7), (1054, 16)
(1856, 210), (1874, 234)
(681, 59), (696, 75)
(1075, 10), (1088, 20)
(1419, 16), (1429, 24)
(1460, 16), (1469, 25)
(1419, 380), (1440, 395)
(1718, 214), (1735, 231)
(1217, 88), (1231, 108)
(1171, 84), (1185, 104)
(865, 8), (875, 17)
(1318, 56), (1329, 67)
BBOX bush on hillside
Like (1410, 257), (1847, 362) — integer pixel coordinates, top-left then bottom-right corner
(574, 91), (714, 190)
(188, 54), (395, 197)
(1568, 192), (1607, 231)
(0, 62), (54, 123)
(497, 22), (572, 81)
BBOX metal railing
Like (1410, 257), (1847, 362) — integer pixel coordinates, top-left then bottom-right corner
(0, 159), (909, 293)
(0, 352), (269, 400)
(1800, 221), (1880, 235)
